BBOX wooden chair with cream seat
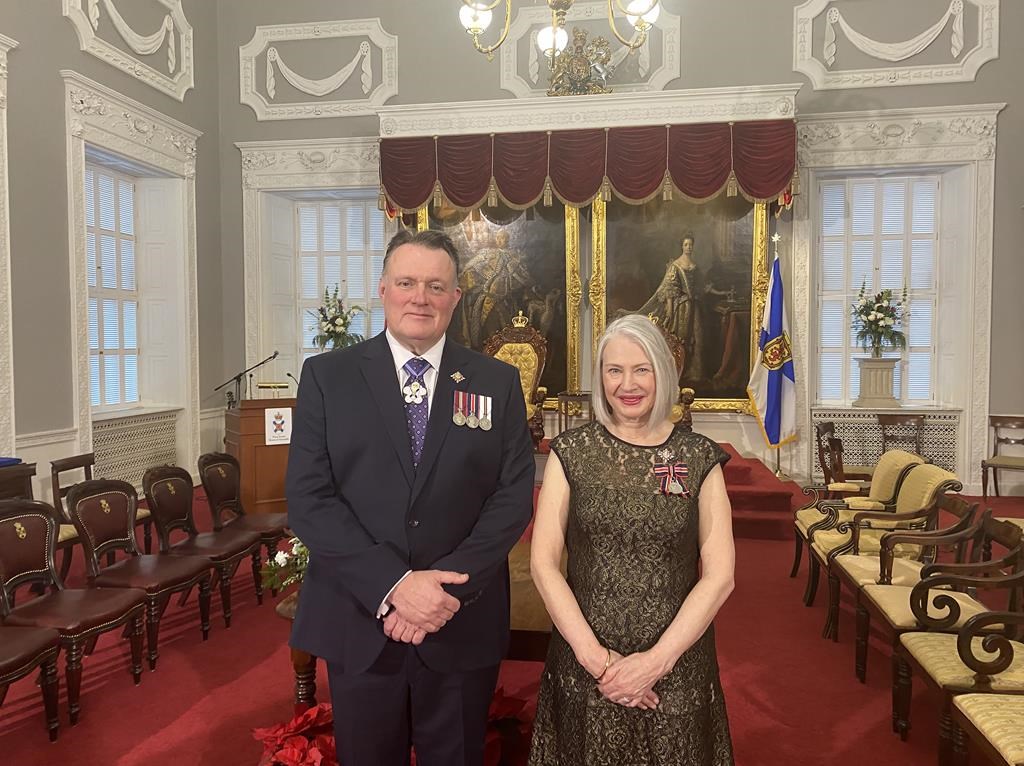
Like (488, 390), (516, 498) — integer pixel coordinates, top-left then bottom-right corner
(983, 415), (1024, 503)
(878, 412), (926, 457)
(811, 462), (962, 640)
(893, 583), (1024, 762)
(853, 513), (1021, 692)
(797, 446), (925, 601)
(951, 693), (1024, 766)
(483, 311), (548, 450)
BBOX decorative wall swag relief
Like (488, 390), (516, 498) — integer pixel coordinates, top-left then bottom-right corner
(500, 0), (679, 98)
(794, 0), (998, 90)
(62, 0), (194, 101)
(239, 19), (397, 121)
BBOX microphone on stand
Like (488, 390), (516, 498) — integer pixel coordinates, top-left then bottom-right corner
(286, 372), (299, 390)
(248, 373), (254, 399)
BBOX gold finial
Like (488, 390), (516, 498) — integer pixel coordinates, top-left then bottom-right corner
(647, 313), (660, 327)
(512, 310), (530, 328)
(14, 521), (27, 540)
(100, 498), (111, 514)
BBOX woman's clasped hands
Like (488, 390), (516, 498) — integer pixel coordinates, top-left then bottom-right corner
(590, 648), (672, 710)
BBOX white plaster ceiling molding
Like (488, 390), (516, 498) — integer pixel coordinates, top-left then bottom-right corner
(497, 0), (681, 97)
(61, 70), (201, 455)
(62, 0), (194, 101)
(0, 34), (18, 455)
(239, 19), (398, 121)
(377, 84), (800, 138)
(793, 0), (999, 90)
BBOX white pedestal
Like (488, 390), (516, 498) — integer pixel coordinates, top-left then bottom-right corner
(852, 357), (899, 408)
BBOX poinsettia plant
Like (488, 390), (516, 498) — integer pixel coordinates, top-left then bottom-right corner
(851, 283), (907, 357)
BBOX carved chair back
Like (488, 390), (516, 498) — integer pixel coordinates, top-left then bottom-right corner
(65, 479), (142, 579)
(878, 413), (925, 456)
(197, 452), (245, 531)
(483, 311), (548, 421)
(142, 466), (198, 551)
(815, 422), (836, 484)
(0, 500), (63, 615)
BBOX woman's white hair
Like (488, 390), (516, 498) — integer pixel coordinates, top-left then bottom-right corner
(591, 314), (678, 429)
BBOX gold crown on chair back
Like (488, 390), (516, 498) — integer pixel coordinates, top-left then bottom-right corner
(512, 310), (529, 329)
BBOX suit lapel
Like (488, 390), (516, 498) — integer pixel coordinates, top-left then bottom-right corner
(410, 340), (466, 505)
(360, 335), (415, 488)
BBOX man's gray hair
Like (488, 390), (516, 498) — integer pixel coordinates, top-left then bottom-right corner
(591, 314), (678, 429)
(383, 229), (460, 282)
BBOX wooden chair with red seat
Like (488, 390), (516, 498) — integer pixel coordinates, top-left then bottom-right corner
(66, 479), (214, 671)
(0, 626), (61, 741)
(0, 499), (146, 725)
(142, 465), (263, 628)
(197, 452), (288, 562)
(51, 453), (154, 556)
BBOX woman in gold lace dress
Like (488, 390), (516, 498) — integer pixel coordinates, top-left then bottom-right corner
(528, 314), (736, 766)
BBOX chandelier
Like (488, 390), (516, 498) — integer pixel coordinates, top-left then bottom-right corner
(458, 0), (661, 61)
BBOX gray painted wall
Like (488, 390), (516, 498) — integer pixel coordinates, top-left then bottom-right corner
(0, 0), (222, 435)
(3, 0), (1021, 439)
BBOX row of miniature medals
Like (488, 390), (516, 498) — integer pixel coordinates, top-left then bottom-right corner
(401, 381), (493, 431)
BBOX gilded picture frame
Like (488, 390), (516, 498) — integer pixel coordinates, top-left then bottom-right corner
(592, 198), (770, 413)
(418, 204), (581, 408)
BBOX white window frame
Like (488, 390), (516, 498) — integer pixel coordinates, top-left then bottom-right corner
(86, 164), (140, 411)
(815, 174), (940, 406)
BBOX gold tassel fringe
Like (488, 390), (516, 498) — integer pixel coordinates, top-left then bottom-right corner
(726, 172), (738, 197)
(543, 178), (553, 207)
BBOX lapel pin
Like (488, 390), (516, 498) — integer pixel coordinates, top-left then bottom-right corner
(450, 371), (466, 383)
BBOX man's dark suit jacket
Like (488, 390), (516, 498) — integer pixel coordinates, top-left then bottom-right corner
(286, 332), (535, 675)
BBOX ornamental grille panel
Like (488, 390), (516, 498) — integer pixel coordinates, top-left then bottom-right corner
(810, 408), (959, 478)
(92, 411), (178, 488)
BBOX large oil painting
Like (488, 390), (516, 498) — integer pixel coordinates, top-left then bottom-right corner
(424, 202), (574, 400)
(601, 196), (768, 408)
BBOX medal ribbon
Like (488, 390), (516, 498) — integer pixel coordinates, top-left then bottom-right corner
(653, 463), (690, 496)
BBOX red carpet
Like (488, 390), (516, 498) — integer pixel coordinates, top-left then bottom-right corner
(3, 491), (1021, 765)
(720, 444), (802, 542)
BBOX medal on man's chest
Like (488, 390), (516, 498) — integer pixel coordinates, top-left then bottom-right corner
(403, 380), (426, 405)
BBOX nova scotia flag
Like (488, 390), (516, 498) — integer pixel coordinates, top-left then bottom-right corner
(747, 250), (796, 447)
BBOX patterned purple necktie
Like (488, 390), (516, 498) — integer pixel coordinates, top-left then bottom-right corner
(402, 357), (432, 468)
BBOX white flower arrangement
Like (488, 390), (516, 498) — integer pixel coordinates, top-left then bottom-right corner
(309, 285), (364, 352)
(852, 283), (907, 357)
(260, 537), (309, 590)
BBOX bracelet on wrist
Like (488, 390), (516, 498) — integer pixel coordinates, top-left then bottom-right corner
(594, 647), (612, 681)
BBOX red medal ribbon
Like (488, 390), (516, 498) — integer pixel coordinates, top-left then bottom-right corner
(652, 462), (690, 496)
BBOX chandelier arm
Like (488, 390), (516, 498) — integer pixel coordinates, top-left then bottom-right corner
(462, 0), (503, 11)
(605, 0), (648, 48)
(471, 0), (512, 57)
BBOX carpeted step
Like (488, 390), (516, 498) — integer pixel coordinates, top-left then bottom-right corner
(727, 486), (795, 514)
(723, 460), (752, 484)
(731, 509), (793, 540)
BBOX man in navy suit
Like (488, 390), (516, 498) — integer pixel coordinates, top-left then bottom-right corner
(286, 228), (535, 766)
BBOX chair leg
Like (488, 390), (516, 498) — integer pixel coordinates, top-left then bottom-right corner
(949, 704), (969, 766)
(982, 465), (989, 502)
(804, 554), (820, 607)
(0, 683), (6, 706)
(83, 635), (99, 656)
(145, 597), (162, 671)
(65, 641), (84, 726)
(894, 652), (912, 741)
(822, 572), (840, 641)
(198, 576), (212, 640)
(266, 538), (280, 597)
(789, 530), (804, 578)
(128, 614), (144, 684)
(40, 657), (60, 742)
(855, 602), (869, 683)
(993, 468), (1000, 498)
(218, 564), (233, 628)
(251, 550), (264, 606)
(143, 519), (152, 554)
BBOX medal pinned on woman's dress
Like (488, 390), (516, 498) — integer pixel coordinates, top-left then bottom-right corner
(653, 448), (690, 496)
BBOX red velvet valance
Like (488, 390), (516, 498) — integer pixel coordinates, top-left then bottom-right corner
(379, 119), (796, 211)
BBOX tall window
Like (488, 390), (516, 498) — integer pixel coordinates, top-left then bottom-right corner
(816, 175), (939, 405)
(297, 200), (389, 360)
(86, 166), (138, 408)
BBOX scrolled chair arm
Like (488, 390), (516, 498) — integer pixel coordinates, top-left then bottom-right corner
(848, 506), (933, 554)
(957, 610), (1024, 677)
(796, 484), (824, 512)
(920, 544), (1023, 579)
(911, 567), (1024, 632)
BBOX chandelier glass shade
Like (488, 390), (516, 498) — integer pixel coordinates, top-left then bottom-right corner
(459, 0), (661, 60)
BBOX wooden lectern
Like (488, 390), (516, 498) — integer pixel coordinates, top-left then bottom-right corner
(224, 398), (294, 516)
